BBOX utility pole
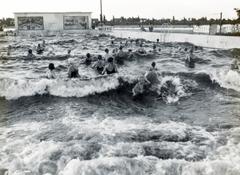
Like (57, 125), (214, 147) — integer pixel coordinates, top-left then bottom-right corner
(219, 12), (223, 34)
(100, 0), (103, 25)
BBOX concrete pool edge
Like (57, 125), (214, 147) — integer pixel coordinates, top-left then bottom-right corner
(111, 30), (240, 49)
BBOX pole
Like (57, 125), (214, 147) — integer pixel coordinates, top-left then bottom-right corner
(100, 0), (103, 24)
(219, 12), (223, 34)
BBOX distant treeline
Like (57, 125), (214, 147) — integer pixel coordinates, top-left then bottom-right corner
(93, 16), (240, 26)
(0, 18), (15, 31)
(94, 9), (240, 26)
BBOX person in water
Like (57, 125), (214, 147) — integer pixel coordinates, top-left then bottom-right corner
(67, 49), (71, 56)
(144, 62), (160, 92)
(150, 44), (158, 54)
(27, 49), (35, 59)
(37, 44), (44, 54)
(127, 49), (134, 60)
(185, 49), (195, 68)
(92, 55), (105, 74)
(132, 76), (147, 97)
(104, 48), (111, 61)
(68, 60), (80, 78)
(115, 46), (125, 65)
(7, 45), (11, 56)
(137, 44), (147, 54)
(231, 59), (239, 70)
(102, 57), (118, 75)
(47, 63), (57, 79)
(84, 53), (92, 66)
(42, 40), (46, 48)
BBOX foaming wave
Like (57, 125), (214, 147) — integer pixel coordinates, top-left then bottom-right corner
(0, 76), (121, 100)
(159, 76), (191, 104)
(210, 70), (240, 92)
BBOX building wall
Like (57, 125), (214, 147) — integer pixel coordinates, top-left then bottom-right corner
(14, 12), (92, 32)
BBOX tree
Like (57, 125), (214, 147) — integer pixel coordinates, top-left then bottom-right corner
(234, 8), (240, 19)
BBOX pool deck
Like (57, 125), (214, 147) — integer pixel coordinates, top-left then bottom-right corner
(112, 30), (240, 49)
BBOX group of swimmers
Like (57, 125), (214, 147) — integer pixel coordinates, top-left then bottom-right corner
(24, 37), (197, 97)
(46, 48), (121, 79)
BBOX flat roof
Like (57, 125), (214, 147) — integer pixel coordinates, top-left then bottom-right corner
(14, 12), (92, 14)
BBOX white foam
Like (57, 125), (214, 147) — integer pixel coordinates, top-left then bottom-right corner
(0, 76), (120, 100)
(210, 70), (240, 92)
(159, 76), (190, 104)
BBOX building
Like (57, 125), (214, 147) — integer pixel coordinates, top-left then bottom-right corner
(14, 12), (92, 32)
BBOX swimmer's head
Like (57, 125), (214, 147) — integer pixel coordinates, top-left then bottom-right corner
(119, 46), (123, 50)
(67, 49), (71, 54)
(157, 39), (159, 43)
(48, 63), (55, 71)
(153, 45), (156, 49)
(128, 49), (132, 52)
(86, 53), (91, 58)
(38, 44), (41, 47)
(151, 62), (156, 68)
(98, 55), (103, 60)
(28, 49), (32, 54)
(105, 48), (109, 53)
(108, 57), (114, 63)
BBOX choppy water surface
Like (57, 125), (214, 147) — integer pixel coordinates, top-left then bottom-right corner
(0, 32), (240, 175)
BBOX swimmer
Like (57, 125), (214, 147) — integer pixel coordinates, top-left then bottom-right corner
(92, 55), (105, 74)
(67, 59), (80, 78)
(231, 59), (239, 70)
(156, 39), (160, 43)
(67, 49), (71, 55)
(185, 49), (195, 68)
(104, 48), (111, 60)
(137, 44), (147, 54)
(37, 44), (44, 54)
(7, 45), (11, 56)
(144, 62), (160, 93)
(115, 46), (125, 65)
(102, 57), (118, 75)
(132, 76), (147, 97)
(127, 49), (134, 60)
(118, 46), (125, 56)
(47, 63), (57, 79)
(160, 80), (177, 99)
(84, 53), (92, 66)
(150, 44), (158, 53)
(42, 40), (46, 48)
(27, 49), (36, 59)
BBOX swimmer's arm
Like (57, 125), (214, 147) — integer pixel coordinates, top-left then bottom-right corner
(115, 65), (118, 73)
(144, 73), (151, 84)
(67, 68), (72, 78)
(92, 62), (97, 69)
(102, 66), (107, 75)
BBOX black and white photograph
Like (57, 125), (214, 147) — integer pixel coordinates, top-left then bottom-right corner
(0, 0), (240, 175)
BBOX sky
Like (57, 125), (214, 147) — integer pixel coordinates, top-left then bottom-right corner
(0, 0), (239, 20)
